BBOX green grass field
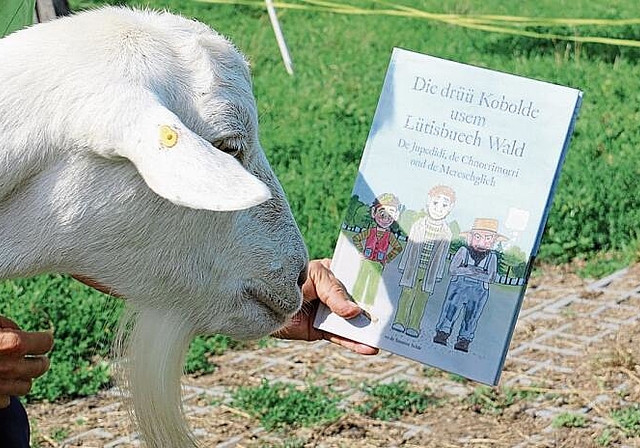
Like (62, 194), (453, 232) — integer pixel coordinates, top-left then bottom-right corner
(2, 0), (640, 401)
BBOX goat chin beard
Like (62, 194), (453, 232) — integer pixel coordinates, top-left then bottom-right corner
(113, 306), (199, 448)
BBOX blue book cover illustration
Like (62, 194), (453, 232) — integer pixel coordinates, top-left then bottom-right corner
(313, 48), (583, 385)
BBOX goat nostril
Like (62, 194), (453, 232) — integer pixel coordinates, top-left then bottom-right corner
(297, 265), (308, 289)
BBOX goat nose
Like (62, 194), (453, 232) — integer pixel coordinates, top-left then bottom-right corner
(297, 264), (308, 289)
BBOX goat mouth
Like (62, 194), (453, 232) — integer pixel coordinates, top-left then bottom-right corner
(241, 284), (302, 318)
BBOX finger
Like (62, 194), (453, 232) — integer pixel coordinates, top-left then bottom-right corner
(300, 259), (327, 300)
(0, 330), (54, 356)
(303, 259), (348, 300)
(0, 379), (33, 397)
(323, 292), (361, 319)
(0, 317), (20, 330)
(304, 259), (361, 319)
(0, 355), (50, 381)
(323, 332), (379, 355)
(72, 275), (123, 298)
(0, 395), (9, 408)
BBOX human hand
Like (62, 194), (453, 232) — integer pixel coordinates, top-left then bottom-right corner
(0, 316), (53, 408)
(272, 259), (379, 355)
(72, 275), (121, 298)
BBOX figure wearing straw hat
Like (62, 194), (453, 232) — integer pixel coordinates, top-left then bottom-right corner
(433, 218), (508, 352)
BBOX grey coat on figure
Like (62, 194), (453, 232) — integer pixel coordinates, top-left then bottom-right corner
(398, 216), (452, 293)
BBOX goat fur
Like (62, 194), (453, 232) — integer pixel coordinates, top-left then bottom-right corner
(0, 7), (308, 447)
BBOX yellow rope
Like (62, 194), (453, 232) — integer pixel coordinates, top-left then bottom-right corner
(380, 0), (640, 47)
(299, 0), (361, 12)
(375, 0), (640, 26)
(194, 0), (640, 47)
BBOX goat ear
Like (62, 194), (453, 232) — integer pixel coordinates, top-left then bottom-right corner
(112, 105), (271, 211)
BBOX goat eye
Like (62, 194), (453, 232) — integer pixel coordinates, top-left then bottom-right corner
(212, 139), (242, 158)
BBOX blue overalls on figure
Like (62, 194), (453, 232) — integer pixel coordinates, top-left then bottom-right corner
(434, 245), (497, 352)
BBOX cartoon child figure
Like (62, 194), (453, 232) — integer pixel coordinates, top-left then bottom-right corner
(392, 185), (456, 338)
(433, 218), (507, 352)
(351, 193), (403, 309)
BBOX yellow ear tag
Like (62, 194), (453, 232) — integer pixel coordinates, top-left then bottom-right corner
(159, 125), (178, 148)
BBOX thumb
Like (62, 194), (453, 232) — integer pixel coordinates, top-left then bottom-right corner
(303, 259), (361, 319)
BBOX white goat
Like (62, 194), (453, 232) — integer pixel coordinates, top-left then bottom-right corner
(0, 7), (308, 447)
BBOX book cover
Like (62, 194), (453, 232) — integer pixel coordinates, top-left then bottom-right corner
(313, 48), (582, 385)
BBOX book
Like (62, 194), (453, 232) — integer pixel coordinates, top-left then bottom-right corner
(313, 48), (582, 385)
